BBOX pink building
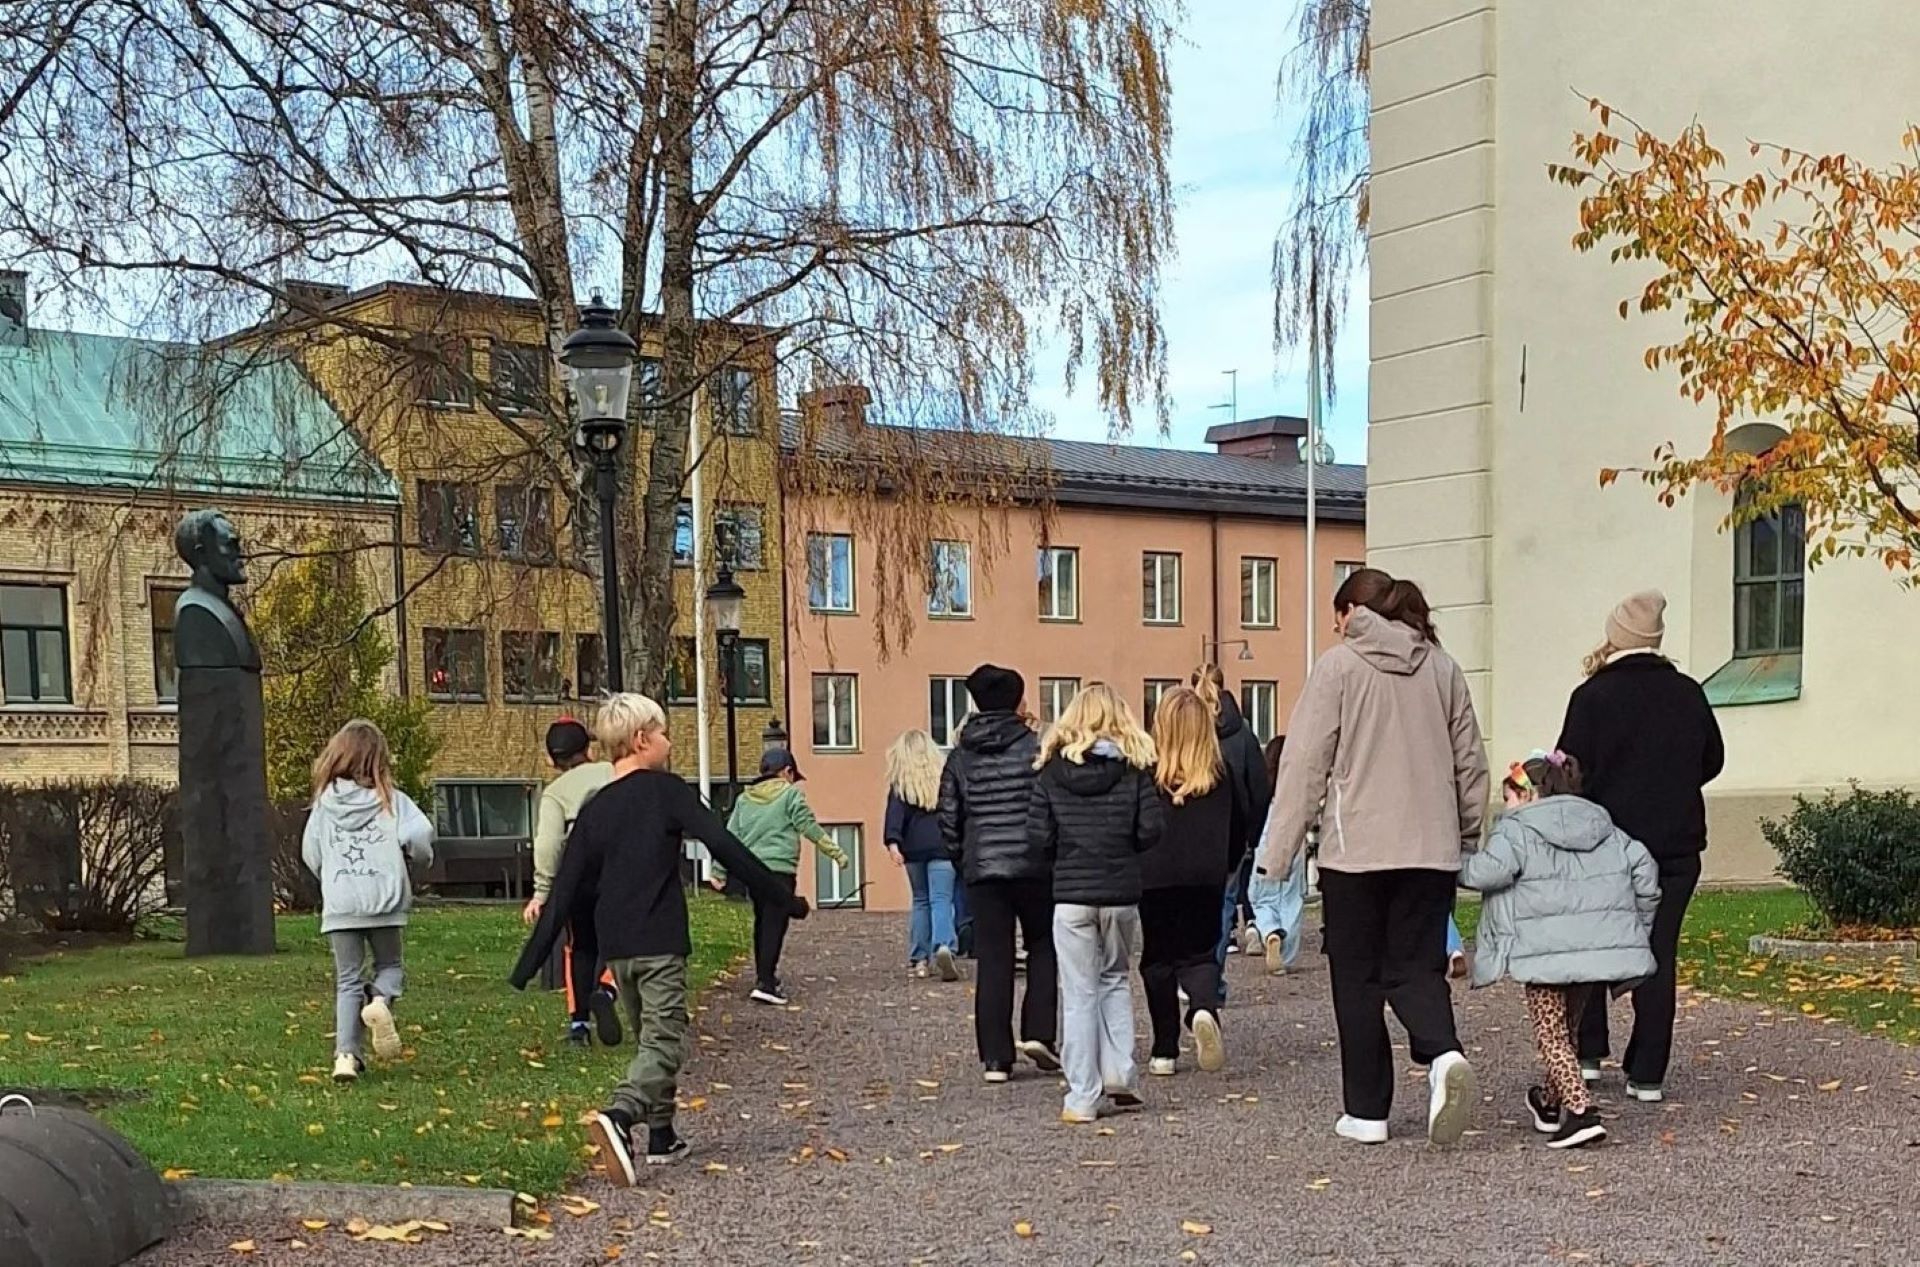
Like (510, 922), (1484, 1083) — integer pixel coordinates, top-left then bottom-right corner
(778, 407), (1367, 914)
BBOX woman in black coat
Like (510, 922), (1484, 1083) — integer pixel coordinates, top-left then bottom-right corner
(1191, 665), (1272, 993)
(1557, 590), (1724, 1102)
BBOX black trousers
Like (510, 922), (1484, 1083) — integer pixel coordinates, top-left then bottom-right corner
(1579, 852), (1701, 1085)
(565, 916), (609, 1023)
(968, 878), (1058, 1067)
(1319, 867), (1462, 1121)
(1139, 884), (1224, 1059)
(752, 873), (799, 991)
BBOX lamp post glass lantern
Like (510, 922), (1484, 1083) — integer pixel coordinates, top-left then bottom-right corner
(706, 566), (748, 809)
(562, 294), (637, 692)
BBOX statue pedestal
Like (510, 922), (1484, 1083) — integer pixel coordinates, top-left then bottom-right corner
(177, 666), (275, 957)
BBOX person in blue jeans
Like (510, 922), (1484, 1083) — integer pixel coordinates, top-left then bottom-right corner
(1446, 914), (1468, 978)
(1247, 736), (1311, 974)
(886, 730), (962, 981)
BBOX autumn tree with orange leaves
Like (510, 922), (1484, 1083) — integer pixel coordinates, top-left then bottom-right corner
(1551, 100), (1920, 577)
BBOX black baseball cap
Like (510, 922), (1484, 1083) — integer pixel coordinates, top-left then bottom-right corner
(544, 718), (592, 761)
(759, 747), (805, 780)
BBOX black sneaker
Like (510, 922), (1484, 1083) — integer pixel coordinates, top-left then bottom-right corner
(645, 1125), (690, 1166)
(589, 988), (623, 1046)
(1526, 1086), (1561, 1135)
(588, 1108), (638, 1186)
(568, 1022), (592, 1048)
(1017, 1039), (1062, 1073)
(1547, 1108), (1607, 1150)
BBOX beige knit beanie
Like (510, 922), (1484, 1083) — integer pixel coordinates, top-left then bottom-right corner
(1604, 590), (1667, 652)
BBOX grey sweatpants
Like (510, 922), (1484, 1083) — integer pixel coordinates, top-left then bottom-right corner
(1053, 903), (1141, 1116)
(329, 927), (405, 1057)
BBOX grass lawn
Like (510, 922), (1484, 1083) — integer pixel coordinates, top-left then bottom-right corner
(0, 897), (751, 1194)
(1455, 887), (1920, 1046)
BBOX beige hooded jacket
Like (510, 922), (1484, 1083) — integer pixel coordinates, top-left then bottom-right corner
(1258, 608), (1489, 877)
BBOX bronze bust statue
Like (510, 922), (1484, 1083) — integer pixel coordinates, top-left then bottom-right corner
(172, 508), (275, 957)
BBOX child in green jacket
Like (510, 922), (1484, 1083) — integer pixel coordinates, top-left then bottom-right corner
(716, 749), (848, 1005)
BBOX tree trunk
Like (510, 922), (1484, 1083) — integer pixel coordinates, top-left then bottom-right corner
(628, 0), (697, 699)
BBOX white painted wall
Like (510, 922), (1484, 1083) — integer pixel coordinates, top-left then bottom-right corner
(1369, 0), (1920, 879)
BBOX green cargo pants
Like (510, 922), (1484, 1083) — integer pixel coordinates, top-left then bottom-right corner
(606, 954), (689, 1127)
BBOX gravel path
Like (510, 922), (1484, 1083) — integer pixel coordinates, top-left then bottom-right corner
(144, 912), (1920, 1266)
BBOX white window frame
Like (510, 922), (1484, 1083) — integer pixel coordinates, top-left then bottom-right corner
(1240, 680), (1278, 745)
(807, 533), (856, 614)
(1333, 560), (1365, 592)
(1242, 557), (1277, 629)
(928, 540), (973, 618)
(1142, 551), (1182, 625)
(929, 676), (972, 748)
(812, 673), (859, 751)
(815, 824), (865, 908)
(1038, 546), (1080, 622)
(1038, 676), (1081, 724)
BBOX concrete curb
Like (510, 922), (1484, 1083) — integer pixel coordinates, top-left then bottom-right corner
(1748, 933), (1919, 963)
(171, 1178), (520, 1229)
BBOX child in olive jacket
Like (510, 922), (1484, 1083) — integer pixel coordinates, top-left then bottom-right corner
(718, 748), (848, 1005)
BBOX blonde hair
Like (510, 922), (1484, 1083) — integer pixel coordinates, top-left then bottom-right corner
(594, 692), (668, 760)
(886, 729), (945, 811)
(1035, 681), (1155, 770)
(1152, 686), (1223, 804)
(1188, 663), (1226, 715)
(312, 719), (395, 813)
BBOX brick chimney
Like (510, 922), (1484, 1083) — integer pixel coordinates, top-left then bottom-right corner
(1204, 414), (1308, 462)
(797, 383), (872, 431)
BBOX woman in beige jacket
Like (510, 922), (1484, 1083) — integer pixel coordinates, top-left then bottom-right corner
(1260, 571), (1490, 1147)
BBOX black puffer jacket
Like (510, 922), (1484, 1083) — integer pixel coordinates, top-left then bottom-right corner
(938, 711), (1045, 883)
(1143, 778), (1245, 891)
(1028, 744), (1164, 906)
(1215, 693), (1272, 855)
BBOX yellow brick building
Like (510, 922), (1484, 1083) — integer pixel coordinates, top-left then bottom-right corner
(286, 282), (787, 888)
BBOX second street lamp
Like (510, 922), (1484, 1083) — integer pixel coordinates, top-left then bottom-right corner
(705, 564), (747, 810)
(561, 294), (637, 692)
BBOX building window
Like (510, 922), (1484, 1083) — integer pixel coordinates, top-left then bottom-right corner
(575, 634), (604, 700)
(929, 676), (972, 747)
(1242, 557), (1277, 629)
(418, 480), (480, 555)
(1143, 678), (1180, 728)
(808, 533), (855, 613)
(1038, 546), (1080, 621)
(1, 584), (72, 705)
(1142, 552), (1182, 625)
(815, 824), (865, 909)
(1240, 680), (1278, 745)
(495, 483), (554, 562)
(423, 627), (487, 702)
(1734, 499), (1806, 656)
(725, 638), (772, 704)
(1038, 676), (1081, 724)
(434, 780), (535, 840)
(674, 502), (766, 570)
(151, 583), (187, 704)
(417, 335), (475, 408)
(490, 340), (549, 414)
(812, 673), (859, 750)
(1334, 560), (1364, 591)
(637, 355), (664, 412)
(501, 631), (563, 702)
(714, 366), (757, 436)
(929, 540), (972, 617)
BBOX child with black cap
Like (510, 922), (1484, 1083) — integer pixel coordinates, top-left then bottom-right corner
(716, 747), (848, 1005)
(526, 717), (621, 1046)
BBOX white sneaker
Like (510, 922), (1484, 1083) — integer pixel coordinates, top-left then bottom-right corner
(1241, 925), (1262, 956)
(1627, 1081), (1665, 1103)
(1580, 1060), (1603, 1084)
(1263, 932), (1286, 976)
(1335, 1114), (1388, 1145)
(331, 1052), (360, 1083)
(1191, 1010), (1225, 1073)
(360, 995), (403, 1060)
(1427, 1051), (1475, 1145)
(1148, 1057), (1177, 1077)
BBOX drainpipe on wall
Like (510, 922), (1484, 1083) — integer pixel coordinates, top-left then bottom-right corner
(1209, 513), (1222, 657)
(391, 504), (410, 696)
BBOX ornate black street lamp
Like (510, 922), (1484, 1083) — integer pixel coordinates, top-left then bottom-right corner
(561, 294), (637, 692)
(705, 565), (747, 805)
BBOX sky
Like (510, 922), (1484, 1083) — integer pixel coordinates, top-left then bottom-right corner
(1033, 0), (1369, 466)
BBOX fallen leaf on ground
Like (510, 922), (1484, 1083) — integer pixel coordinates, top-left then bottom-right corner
(561, 1195), (602, 1217)
(344, 1218), (371, 1236)
(936, 1143), (963, 1153)
(1585, 1189), (1608, 1199)
(227, 1241), (256, 1255)
(502, 1226), (554, 1241)
(1817, 1080), (1842, 1092)
(300, 1220), (328, 1231)
(542, 1113), (565, 1127)
(1014, 1221), (1035, 1239)
(703, 1162), (730, 1174)
(824, 1147), (849, 1162)
(1180, 1254), (1198, 1264)
(161, 1168), (196, 1181)
(914, 1079), (940, 1089)
(1306, 1177), (1332, 1192)
(1180, 1220), (1213, 1236)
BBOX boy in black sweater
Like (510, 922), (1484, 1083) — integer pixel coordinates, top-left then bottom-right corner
(512, 693), (809, 1182)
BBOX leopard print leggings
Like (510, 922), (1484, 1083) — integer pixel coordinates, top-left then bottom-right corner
(1525, 983), (1597, 1114)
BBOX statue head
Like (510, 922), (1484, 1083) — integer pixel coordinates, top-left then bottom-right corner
(175, 510), (248, 591)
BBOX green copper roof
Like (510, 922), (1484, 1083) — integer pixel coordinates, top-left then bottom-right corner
(0, 329), (396, 503)
(1702, 652), (1802, 707)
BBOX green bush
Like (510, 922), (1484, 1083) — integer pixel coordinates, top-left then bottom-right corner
(1763, 785), (1920, 930)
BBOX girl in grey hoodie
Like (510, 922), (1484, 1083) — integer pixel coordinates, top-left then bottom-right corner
(302, 719), (435, 1083)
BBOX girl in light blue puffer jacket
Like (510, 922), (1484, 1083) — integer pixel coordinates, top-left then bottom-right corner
(1460, 750), (1660, 1150)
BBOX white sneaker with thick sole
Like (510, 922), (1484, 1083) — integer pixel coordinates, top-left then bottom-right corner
(1335, 1114), (1389, 1145)
(1627, 1081), (1665, 1103)
(1241, 925), (1262, 956)
(1580, 1060), (1603, 1084)
(1427, 1051), (1475, 1145)
(1148, 1057), (1177, 1077)
(933, 946), (960, 982)
(331, 1052), (360, 1083)
(1191, 1011), (1226, 1073)
(360, 995), (403, 1061)
(1263, 932), (1286, 976)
